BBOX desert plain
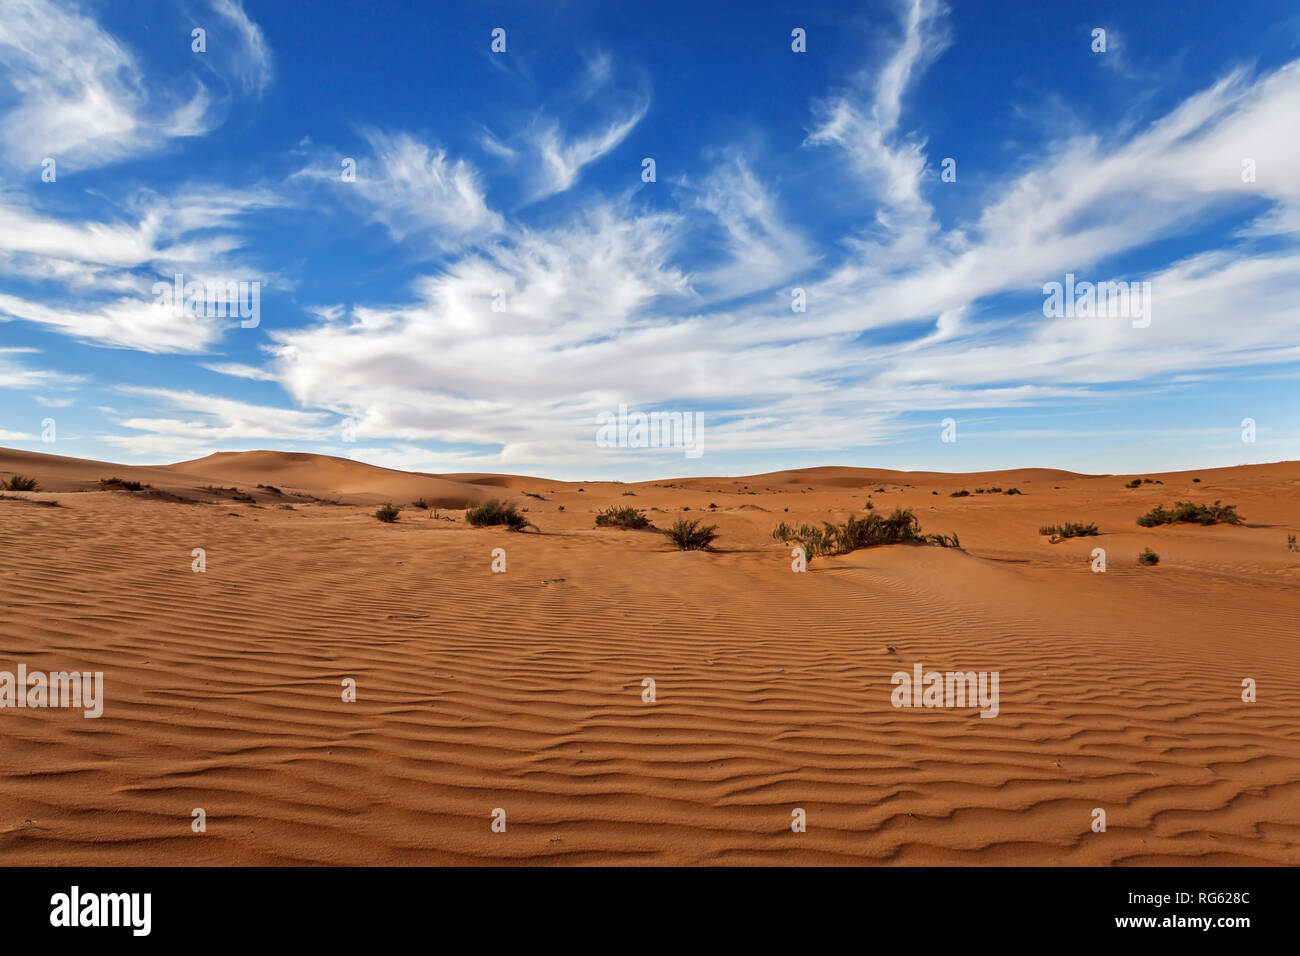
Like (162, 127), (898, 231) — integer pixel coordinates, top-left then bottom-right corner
(0, 446), (1297, 865)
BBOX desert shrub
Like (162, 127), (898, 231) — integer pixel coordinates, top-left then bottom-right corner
(950, 489), (971, 498)
(375, 503), (400, 523)
(595, 506), (651, 530)
(100, 477), (144, 491)
(1288, 533), (1298, 552)
(663, 517), (718, 550)
(773, 508), (957, 560)
(1136, 501), (1243, 527)
(232, 491), (254, 503)
(865, 499), (874, 510)
(621, 491), (636, 497)
(5, 475), (39, 491)
(1137, 547), (1160, 565)
(1004, 488), (1022, 495)
(1192, 477), (1201, 483)
(1125, 478), (1142, 489)
(411, 498), (429, 510)
(931, 490), (938, 496)
(257, 483), (282, 495)
(1039, 521), (1100, 543)
(466, 499), (533, 531)
(523, 491), (546, 500)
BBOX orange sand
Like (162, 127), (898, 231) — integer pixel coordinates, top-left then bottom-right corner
(1, 447), (1298, 864)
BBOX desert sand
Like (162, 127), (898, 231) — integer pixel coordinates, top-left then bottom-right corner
(1, 446), (1298, 865)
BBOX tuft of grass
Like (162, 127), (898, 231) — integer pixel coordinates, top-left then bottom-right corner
(1039, 521), (1100, 543)
(1287, 533), (1297, 553)
(865, 499), (874, 510)
(1137, 547), (1160, 566)
(466, 499), (534, 531)
(256, 483), (282, 495)
(663, 517), (718, 551)
(4, 475), (39, 491)
(522, 490), (546, 500)
(595, 506), (651, 530)
(374, 503), (400, 523)
(621, 490), (636, 497)
(411, 498), (429, 510)
(1136, 501), (1243, 527)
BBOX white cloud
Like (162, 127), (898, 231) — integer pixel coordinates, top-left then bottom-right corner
(315, 131), (503, 246)
(529, 102), (647, 199)
(0, 186), (281, 352)
(0, 0), (214, 170)
(0, 347), (80, 390)
(0, 293), (228, 353)
(201, 361), (280, 381)
(98, 387), (335, 460)
(210, 0), (273, 95)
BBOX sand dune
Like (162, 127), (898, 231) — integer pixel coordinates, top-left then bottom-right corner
(1, 447), (1298, 864)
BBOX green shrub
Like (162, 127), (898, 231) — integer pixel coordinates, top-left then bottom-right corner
(1039, 521), (1100, 543)
(595, 506), (651, 530)
(663, 517), (718, 550)
(5, 475), (39, 491)
(466, 499), (533, 531)
(1286, 533), (1297, 553)
(375, 503), (400, 523)
(411, 498), (429, 509)
(950, 489), (970, 498)
(1137, 547), (1160, 565)
(1125, 478), (1142, 489)
(1136, 501), (1243, 527)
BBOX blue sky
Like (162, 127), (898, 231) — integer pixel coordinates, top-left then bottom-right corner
(1, 0), (1298, 479)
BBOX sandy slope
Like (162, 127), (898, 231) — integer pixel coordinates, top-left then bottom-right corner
(1, 448), (1298, 865)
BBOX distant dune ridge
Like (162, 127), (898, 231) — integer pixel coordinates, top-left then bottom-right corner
(1, 446), (1299, 865)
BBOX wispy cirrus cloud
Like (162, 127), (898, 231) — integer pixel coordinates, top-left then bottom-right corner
(209, 0), (273, 96)
(0, 0), (214, 170)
